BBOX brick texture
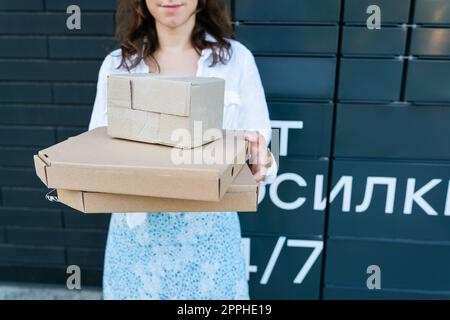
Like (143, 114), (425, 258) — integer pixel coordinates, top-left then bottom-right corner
(0, 0), (113, 287)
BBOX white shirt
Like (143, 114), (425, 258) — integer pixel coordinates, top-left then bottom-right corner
(88, 35), (278, 184)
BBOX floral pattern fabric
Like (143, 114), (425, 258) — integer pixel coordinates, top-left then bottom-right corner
(102, 212), (250, 300)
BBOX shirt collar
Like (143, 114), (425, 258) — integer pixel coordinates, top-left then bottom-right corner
(199, 32), (216, 62)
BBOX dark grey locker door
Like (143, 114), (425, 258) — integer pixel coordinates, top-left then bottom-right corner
(268, 102), (333, 157)
(244, 234), (323, 299)
(325, 239), (450, 292)
(256, 56), (336, 100)
(334, 104), (450, 160)
(344, 0), (411, 24)
(235, 25), (339, 55)
(410, 28), (450, 57)
(328, 160), (450, 241)
(405, 60), (450, 102)
(240, 158), (329, 236)
(324, 287), (450, 300)
(341, 27), (407, 56)
(338, 58), (404, 101)
(235, 0), (340, 23)
(414, 0), (450, 24)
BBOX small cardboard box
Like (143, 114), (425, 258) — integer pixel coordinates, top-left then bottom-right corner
(107, 74), (225, 149)
(34, 127), (248, 202)
(53, 165), (258, 214)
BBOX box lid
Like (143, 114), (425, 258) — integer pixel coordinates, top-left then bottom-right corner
(34, 127), (249, 201)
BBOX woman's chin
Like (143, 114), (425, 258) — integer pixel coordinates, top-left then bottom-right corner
(159, 18), (188, 29)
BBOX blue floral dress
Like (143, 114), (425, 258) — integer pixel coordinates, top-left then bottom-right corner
(102, 211), (250, 300)
(93, 37), (277, 301)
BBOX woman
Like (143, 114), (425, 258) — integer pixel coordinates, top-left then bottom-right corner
(89, 0), (278, 300)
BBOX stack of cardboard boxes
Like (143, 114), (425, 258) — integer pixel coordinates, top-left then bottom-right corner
(33, 74), (259, 214)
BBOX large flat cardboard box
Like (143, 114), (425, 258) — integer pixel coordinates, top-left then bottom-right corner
(34, 127), (249, 202)
(107, 74), (225, 149)
(53, 165), (258, 214)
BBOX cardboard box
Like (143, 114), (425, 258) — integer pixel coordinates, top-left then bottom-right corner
(53, 165), (258, 214)
(107, 74), (225, 149)
(34, 127), (248, 202)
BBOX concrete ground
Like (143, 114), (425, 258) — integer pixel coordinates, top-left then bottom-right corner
(0, 282), (102, 300)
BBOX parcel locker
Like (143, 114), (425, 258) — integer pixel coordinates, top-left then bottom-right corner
(344, 0), (411, 24)
(410, 28), (450, 57)
(324, 239), (450, 294)
(338, 58), (403, 101)
(235, 0), (340, 23)
(243, 234), (323, 299)
(405, 60), (450, 102)
(334, 104), (450, 160)
(256, 56), (336, 100)
(341, 27), (407, 56)
(328, 160), (450, 241)
(268, 102), (333, 157)
(414, 0), (450, 25)
(239, 158), (329, 236)
(235, 25), (339, 55)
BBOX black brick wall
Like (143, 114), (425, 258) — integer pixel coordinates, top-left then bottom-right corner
(0, 0), (115, 285)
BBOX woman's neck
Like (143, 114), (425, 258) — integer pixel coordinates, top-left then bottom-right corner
(155, 15), (196, 52)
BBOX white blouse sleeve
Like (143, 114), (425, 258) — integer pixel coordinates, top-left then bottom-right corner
(88, 54), (113, 131)
(237, 50), (278, 185)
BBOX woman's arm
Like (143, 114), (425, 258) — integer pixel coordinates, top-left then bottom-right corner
(237, 49), (279, 184)
(88, 54), (113, 131)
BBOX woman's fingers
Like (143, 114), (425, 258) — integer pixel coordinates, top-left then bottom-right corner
(244, 131), (259, 167)
(244, 130), (269, 182)
(254, 163), (268, 183)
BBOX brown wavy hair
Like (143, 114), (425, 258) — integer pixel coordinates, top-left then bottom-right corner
(115, 0), (234, 71)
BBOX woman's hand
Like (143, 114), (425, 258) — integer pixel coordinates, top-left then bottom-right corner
(244, 131), (273, 183)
